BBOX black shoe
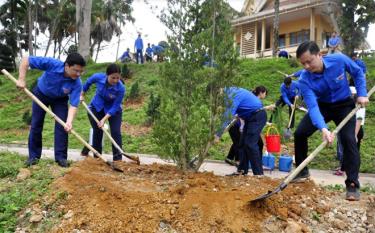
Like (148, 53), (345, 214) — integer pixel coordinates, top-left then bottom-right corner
(81, 147), (89, 156)
(25, 158), (39, 167)
(225, 158), (237, 166)
(56, 160), (69, 168)
(226, 172), (241, 176)
(291, 168), (310, 183)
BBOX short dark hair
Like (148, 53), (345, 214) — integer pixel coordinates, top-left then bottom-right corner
(284, 77), (292, 86)
(351, 52), (358, 58)
(65, 52), (86, 67)
(296, 41), (320, 59)
(253, 85), (267, 96)
(106, 63), (121, 75)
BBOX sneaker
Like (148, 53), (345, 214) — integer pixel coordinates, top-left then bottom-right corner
(290, 168), (310, 183)
(346, 183), (360, 201)
(333, 170), (344, 176)
(24, 158), (39, 167)
(56, 160), (69, 168)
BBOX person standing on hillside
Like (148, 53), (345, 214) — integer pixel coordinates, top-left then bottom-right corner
(269, 76), (299, 129)
(134, 34), (144, 64)
(80, 64), (125, 162)
(16, 53), (86, 167)
(328, 31), (341, 54)
(294, 41), (368, 201)
(145, 43), (153, 62)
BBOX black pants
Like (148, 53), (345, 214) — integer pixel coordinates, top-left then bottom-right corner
(238, 110), (267, 175)
(294, 98), (360, 188)
(227, 123), (264, 162)
(270, 96), (296, 128)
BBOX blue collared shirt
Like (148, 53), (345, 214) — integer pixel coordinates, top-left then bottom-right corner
(119, 51), (130, 62)
(280, 81), (299, 105)
(328, 36), (341, 47)
(299, 53), (367, 130)
(29, 56), (82, 107)
(217, 87), (263, 136)
(354, 59), (367, 74)
(83, 73), (125, 116)
(145, 47), (153, 56)
(134, 37), (143, 50)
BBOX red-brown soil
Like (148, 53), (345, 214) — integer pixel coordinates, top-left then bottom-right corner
(48, 157), (329, 232)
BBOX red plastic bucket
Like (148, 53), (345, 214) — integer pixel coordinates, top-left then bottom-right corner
(265, 126), (281, 153)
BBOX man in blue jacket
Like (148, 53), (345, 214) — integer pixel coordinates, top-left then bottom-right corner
(270, 77), (299, 128)
(328, 31), (341, 54)
(351, 53), (367, 75)
(134, 34), (144, 64)
(294, 41), (368, 201)
(216, 87), (267, 176)
(16, 53), (86, 167)
(145, 43), (153, 62)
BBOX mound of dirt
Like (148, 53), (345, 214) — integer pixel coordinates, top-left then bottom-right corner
(43, 157), (341, 232)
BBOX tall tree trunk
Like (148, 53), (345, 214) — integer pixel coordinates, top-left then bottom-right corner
(115, 23), (121, 62)
(76, 0), (92, 61)
(272, 0), (280, 57)
(95, 40), (102, 62)
(180, 104), (188, 170)
(28, 0), (33, 56)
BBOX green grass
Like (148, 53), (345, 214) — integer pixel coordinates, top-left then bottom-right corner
(0, 152), (56, 232)
(0, 58), (375, 172)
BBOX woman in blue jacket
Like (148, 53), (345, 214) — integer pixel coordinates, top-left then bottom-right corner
(81, 64), (125, 161)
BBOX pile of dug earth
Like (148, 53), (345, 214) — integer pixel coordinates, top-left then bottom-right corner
(22, 158), (375, 232)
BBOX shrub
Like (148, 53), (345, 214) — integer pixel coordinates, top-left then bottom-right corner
(146, 93), (161, 124)
(128, 81), (140, 100)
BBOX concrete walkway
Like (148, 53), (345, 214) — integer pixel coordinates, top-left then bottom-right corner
(1, 144), (375, 187)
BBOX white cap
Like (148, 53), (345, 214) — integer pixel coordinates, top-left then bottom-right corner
(349, 86), (356, 94)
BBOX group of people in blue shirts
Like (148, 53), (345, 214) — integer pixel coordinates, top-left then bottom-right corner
(119, 34), (165, 64)
(15, 39), (369, 202)
(16, 53), (125, 168)
(217, 41), (368, 201)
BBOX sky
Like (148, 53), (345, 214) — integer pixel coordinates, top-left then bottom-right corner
(1, 0), (374, 61)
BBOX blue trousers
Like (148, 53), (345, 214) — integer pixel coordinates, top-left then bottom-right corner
(87, 107), (123, 161)
(238, 110), (267, 175)
(136, 49), (144, 64)
(29, 87), (68, 162)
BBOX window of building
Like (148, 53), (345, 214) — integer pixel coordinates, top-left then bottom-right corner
(289, 30), (310, 46)
(279, 34), (286, 48)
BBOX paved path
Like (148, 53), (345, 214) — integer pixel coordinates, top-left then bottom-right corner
(1, 144), (375, 187)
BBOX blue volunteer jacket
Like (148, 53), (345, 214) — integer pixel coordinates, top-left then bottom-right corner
(217, 87), (263, 136)
(29, 56), (82, 107)
(299, 53), (367, 130)
(134, 37), (144, 50)
(83, 73), (125, 116)
(280, 81), (299, 105)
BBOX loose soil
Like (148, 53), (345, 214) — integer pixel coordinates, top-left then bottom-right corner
(38, 158), (334, 232)
(122, 122), (151, 137)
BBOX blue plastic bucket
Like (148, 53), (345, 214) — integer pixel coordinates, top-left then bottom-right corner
(279, 155), (293, 172)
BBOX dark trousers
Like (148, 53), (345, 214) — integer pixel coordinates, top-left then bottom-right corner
(270, 96), (296, 128)
(238, 110), (267, 175)
(337, 126), (364, 167)
(28, 87), (68, 162)
(294, 98), (360, 188)
(145, 54), (152, 62)
(136, 49), (144, 64)
(83, 107), (123, 161)
(227, 123), (241, 161)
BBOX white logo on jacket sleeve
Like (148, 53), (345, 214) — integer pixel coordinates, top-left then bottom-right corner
(63, 88), (71, 94)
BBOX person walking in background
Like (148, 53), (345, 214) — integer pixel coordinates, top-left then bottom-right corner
(80, 64), (125, 162)
(294, 41), (368, 201)
(134, 34), (144, 64)
(16, 53), (86, 168)
(351, 53), (367, 76)
(328, 31), (341, 54)
(145, 43), (153, 62)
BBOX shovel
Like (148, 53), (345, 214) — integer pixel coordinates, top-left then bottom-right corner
(81, 101), (140, 164)
(1, 69), (123, 172)
(283, 97), (297, 140)
(250, 85), (375, 203)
